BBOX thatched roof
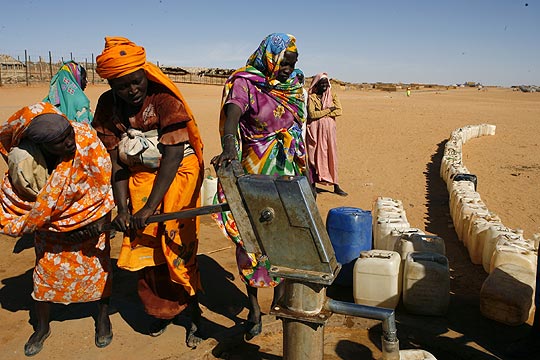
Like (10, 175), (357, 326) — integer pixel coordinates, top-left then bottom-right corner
(0, 54), (24, 65)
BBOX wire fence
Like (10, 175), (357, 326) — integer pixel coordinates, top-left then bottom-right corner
(0, 51), (229, 87)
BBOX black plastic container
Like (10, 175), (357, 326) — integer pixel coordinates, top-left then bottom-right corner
(452, 173), (478, 191)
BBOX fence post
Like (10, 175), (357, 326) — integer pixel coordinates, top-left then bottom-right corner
(49, 51), (53, 80)
(91, 53), (95, 85)
(29, 55), (33, 84)
(25, 50), (29, 86)
(38, 56), (43, 81)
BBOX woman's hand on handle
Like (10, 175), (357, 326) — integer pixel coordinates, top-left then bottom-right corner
(212, 103), (242, 169)
(211, 140), (237, 169)
(130, 205), (155, 231)
(112, 210), (131, 232)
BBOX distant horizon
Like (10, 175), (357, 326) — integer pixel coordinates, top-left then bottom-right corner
(1, 52), (536, 88)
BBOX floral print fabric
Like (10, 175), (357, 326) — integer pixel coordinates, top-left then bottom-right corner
(32, 231), (112, 303)
(0, 102), (115, 303)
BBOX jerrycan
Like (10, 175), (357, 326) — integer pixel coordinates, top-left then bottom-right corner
(452, 173), (478, 191)
(395, 234), (446, 275)
(490, 237), (537, 273)
(480, 263), (535, 326)
(403, 252), (450, 316)
(466, 214), (502, 265)
(373, 216), (410, 251)
(353, 250), (401, 309)
(326, 207), (372, 286)
(482, 228), (524, 273)
(387, 228), (425, 255)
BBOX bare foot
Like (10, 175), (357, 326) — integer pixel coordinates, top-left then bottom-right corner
(149, 318), (171, 337)
(334, 185), (348, 196)
(244, 311), (262, 340)
(186, 322), (204, 348)
(24, 327), (51, 356)
(95, 315), (113, 348)
(244, 320), (262, 340)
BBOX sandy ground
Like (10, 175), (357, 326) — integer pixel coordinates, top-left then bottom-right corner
(0, 83), (539, 360)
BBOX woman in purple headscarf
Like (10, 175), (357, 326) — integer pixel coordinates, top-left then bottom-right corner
(211, 33), (307, 340)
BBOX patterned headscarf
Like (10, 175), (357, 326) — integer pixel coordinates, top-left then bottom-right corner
(63, 61), (85, 87)
(96, 36), (204, 169)
(220, 33), (306, 131)
(0, 102), (115, 236)
(44, 60), (93, 124)
(247, 33), (299, 85)
(308, 72), (333, 110)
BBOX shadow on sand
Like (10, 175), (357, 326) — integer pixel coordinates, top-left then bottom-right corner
(0, 249), (252, 345)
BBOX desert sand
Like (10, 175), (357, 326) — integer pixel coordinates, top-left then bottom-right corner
(0, 83), (539, 360)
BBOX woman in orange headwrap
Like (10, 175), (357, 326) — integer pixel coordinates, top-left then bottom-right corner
(92, 37), (205, 348)
(0, 102), (116, 356)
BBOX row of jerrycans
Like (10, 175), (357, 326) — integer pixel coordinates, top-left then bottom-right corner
(449, 179), (537, 274)
(366, 197), (449, 315)
(449, 124), (496, 144)
(441, 124), (537, 326)
(372, 197), (410, 251)
(479, 231), (537, 326)
(440, 124), (496, 186)
(353, 235), (449, 316)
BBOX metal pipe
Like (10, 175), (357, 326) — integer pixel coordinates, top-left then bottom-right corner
(325, 299), (397, 339)
(281, 281), (326, 360)
(283, 320), (324, 360)
(325, 299), (400, 360)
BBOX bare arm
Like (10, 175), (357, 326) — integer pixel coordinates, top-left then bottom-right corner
(109, 149), (131, 232)
(211, 103), (241, 168)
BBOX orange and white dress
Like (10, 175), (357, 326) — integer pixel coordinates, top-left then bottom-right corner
(0, 102), (115, 304)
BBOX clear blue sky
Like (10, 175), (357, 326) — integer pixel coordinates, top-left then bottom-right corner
(1, 0), (538, 86)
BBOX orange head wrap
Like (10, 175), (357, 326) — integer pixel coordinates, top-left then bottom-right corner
(96, 37), (146, 79)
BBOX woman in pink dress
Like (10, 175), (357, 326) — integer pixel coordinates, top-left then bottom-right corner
(306, 73), (347, 196)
